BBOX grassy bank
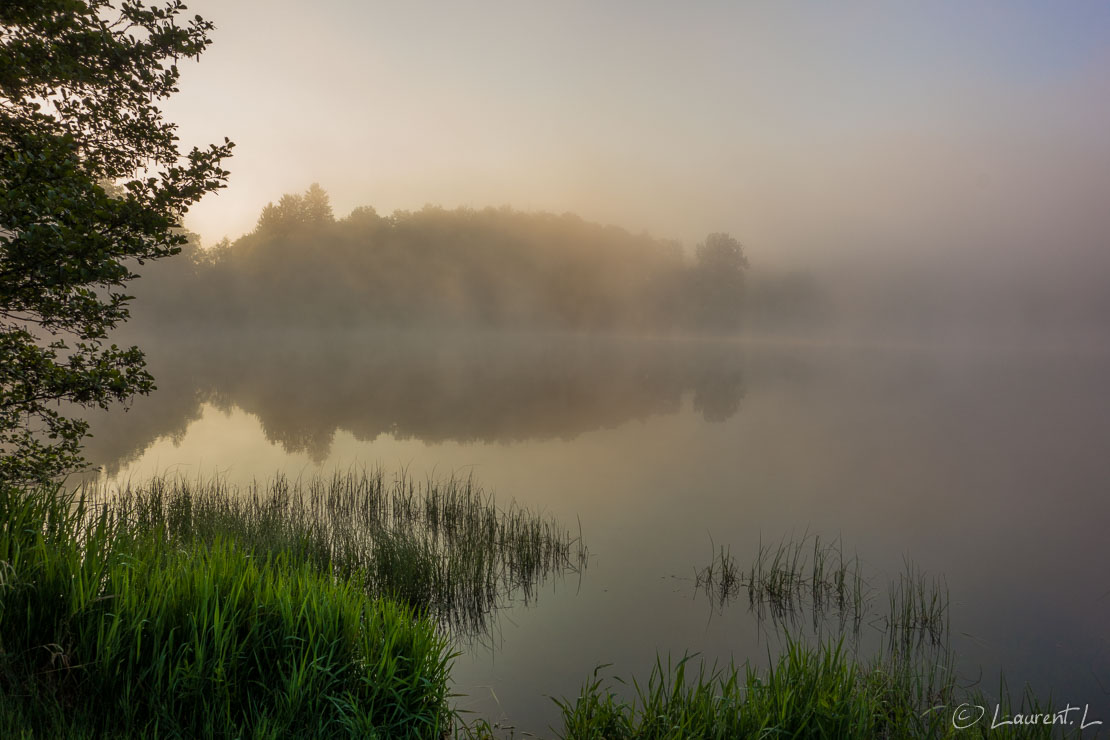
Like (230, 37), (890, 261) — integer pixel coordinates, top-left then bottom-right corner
(0, 472), (585, 738)
(98, 471), (587, 636)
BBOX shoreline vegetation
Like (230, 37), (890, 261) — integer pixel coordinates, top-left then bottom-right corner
(0, 474), (1097, 738)
(4, 2), (1100, 737)
(131, 187), (827, 336)
(96, 471), (588, 639)
(0, 471), (583, 738)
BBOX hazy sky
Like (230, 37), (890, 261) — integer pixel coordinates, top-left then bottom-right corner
(166, 1), (1110, 268)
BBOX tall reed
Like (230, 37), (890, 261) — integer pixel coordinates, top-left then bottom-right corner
(0, 482), (455, 737)
(95, 469), (588, 636)
(3, 468), (591, 737)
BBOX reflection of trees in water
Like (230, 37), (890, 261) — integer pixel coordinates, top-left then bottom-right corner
(694, 363), (746, 423)
(81, 331), (748, 473)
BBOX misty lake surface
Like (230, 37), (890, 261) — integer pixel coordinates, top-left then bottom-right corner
(86, 329), (1110, 733)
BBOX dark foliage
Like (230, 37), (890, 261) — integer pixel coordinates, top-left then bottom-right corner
(0, 1), (233, 483)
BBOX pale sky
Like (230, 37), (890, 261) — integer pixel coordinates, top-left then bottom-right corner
(165, 1), (1110, 269)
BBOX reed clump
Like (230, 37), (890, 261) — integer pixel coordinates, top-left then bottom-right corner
(693, 534), (954, 655)
(694, 533), (866, 628)
(671, 535), (1091, 740)
(885, 558), (949, 654)
(0, 470), (586, 736)
(98, 469), (588, 635)
(0, 482), (454, 738)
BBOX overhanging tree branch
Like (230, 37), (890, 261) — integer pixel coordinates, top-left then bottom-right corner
(0, 0), (233, 484)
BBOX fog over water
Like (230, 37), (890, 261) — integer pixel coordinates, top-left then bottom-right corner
(82, 320), (1110, 731)
(67, 0), (1110, 732)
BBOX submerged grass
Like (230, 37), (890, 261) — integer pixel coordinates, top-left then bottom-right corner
(667, 534), (1101, 740)
(886, 557), (949, 654)
(694, 533), (867, 632)
(693, 533), (954, 668)
(694, 533), (953, 657)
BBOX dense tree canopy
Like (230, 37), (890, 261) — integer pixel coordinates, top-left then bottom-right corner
(0, 1), (233, 483)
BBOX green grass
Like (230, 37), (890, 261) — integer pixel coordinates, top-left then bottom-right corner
(0, 482), (454, 737)
(0, 472), (588, 738)
(553, 642), (1099, 739)
(96, 470), (588, 636)
(4, 478), (1093, 739)
(609, 534), (1106, 740)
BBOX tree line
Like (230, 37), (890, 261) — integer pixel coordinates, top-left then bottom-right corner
(137, 186), (756, 333)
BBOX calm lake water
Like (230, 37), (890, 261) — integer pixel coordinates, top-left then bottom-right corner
(84, 329), (1110, 734)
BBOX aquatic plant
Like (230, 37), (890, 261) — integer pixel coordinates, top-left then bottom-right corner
(694, 533), (867, 632)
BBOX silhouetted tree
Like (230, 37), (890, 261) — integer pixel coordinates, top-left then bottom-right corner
(0, 0), (233, 483)
(303, 182), (334, 224)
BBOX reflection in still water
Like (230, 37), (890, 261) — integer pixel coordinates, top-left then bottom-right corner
(76, 335), (1110, 733)
(82, 331), (747, 474)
